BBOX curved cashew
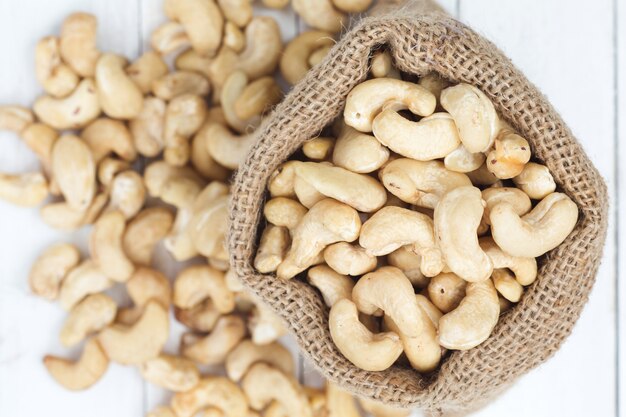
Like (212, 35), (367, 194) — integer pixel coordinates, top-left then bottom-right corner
(151, 22), (191, 55)
(234, 76), (282, 121)
(490, 192), (578, 257)
(35, 36), (79, 98)
(415, 294), (443, 329)
(175, 299), (221, 333)
(329, 298), (402, 371)
(303, 137), (335, 161)
(333, 0), (372, 12)
(226, 340), (294, 382)
(373, 111), (460, 161)
(29, 243), (80, 300)
(434, 186), (493, 282)
(306, 264), (355, 307)
(130, 96), (166, 158)
(386, 246), (428, 287)
(248, 304), (287, 345)
(294, 162), (387, 212)
(90, 210), (135, 282)
(95, 54), (144, 119)
(126, 51), (169, 94)
(59, 260), (113, 311)
(34, 79), (101, 130)
(277, 199), (361, 279)
(237, 16), (282, 80)
(40, 193), (108, 231)
(174, 265), (234, 313)
(486, 130), (531, 179)
(127, 267), (172, 308)
(205, 122), (256, 169)
(164, 0), (224, 57)
(492, 269), (523, 303)
(264, 197), (307, 233)
(175, 47), (238, 103)
(191, 121), (231, 181)
(60, 293), (117, 347)
(0, 172), (48, 207)
(440, 83), (499, 153)
(379, 158), (471, 208)
(52, 134), (96, 211)
(467, 163), (499, 186)
(20, 123), (58, 178)
(123, 207), (174, 265)
(164, 94), (207, 166)
(358, 398), (411, 417)
(97, 157), (130, 187)
(107, 170), (146, 219)
(159, 174), (203, 207)
(323, 242), (377, 276)
(140, 354), (200, 392)
(98, 301), (169, 365)
(242, 363), (312, 417)
(153, 71), (211, 101)
(44, 338), (108, 391)
(224, 21), (245, 52)
(280, 31), (334, 85)
(512, 162), (557, 200)
(479, 237), (537, 286)
(308, 45), (332, 67)
(217, 0), (252, 27)
(344, 78), (436, 132)
(443, 144), (485, 173)
(144, 161), (204, 198)
(482, 187), (531, 228)
(427, 273), (467, 313)
(438, 280), (500, 350)
(187, 193), (229, 259)
(222, 71), (261, 133)
(171, 377), (249, 417)
(292, 0), (345, 33)
(332, 125), (389, 173)
(359, 206), (443, 276)
(182, 315), (246, 365)
(418, 72), (451, 102)
(0, 105), (33, 133)
(59, 13), (100, 77)
(254, 225), (290, 273)
(293, 175), (325, 208)
(325, 382), (361, 417)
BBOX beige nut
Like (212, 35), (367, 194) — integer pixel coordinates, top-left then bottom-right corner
(479, 237), (537, 286)
(188, 194), (229, 259)
(481, 187), (532, 226)
(171, 377), (248, 417)
(130, 96), (166, 157)
(226, 340), (295, 382)
(306, 264), (355, 307)
(325, 382), (361, 417)
(248, 304), (287, 345)
(127, 267), (172, 308)
(303, 137), (335, 161)
(217, 0), (252, 27)
(20, 123), (58, 176)
(147, 406), (178, 417)
(370, 50), (400, 79)
(174, 265), (234, 313)
(34, 79), (101, 130)
(332, 124), (389, 173)
(221, 71), (261, 133)
(44, 338), (108, 391)
(359, 206), (443, 277)
(202, 122), (255, 170)
(95, 54), (144, 120)
(140, 354), (200, 392)
(440, 83), (499, 153)
(35, 36), (79, 98)
(237, 16), (282, 80)
(144, 161), (204, 198)
(332, 0), (372, 12)
(164, 94), (208, 166)
(175, 47), (238, 103)
(486, 130), (531, 179)
(293, 175), (325, 208)
(151, 22), (191, 55)
(280, 30), (334, 85)
(373, 111), (460, 161)
(123, 207), (174, 265)
(29, 243), (80, 300)
(438, 280), (500, 350)
(418, 72), (451, 102)
(344, 78), (436, 132)
(490, 192), (578, 257)
(387, 246), (428, 287)
(164, 0), (224, 57)
(262, 0), (290, 7)
(443, 144), (486, 173)
(467, 163), (499, 186)
(512, 162), (557, 200)
(415, 294), (443, 329)
(59, 260), (113, 311)
(329, 298), (402, 371)
(0, 105), (33, 133)
(277, 199), (361, 280)
(158, 174), (202, 208)
(107, 170), (146, 219)
(126, 51), (169, 94)
(59, 13), (100, 77)
(182, 315), (246, 365)
(427, 272), (467, 313)
(434, 186), (493, 282)
(0, 172), (49, 207)
(492, 269), (523, 303)
(97, 157), (131, 187)
(263, 197), (307, 233)
(323, 242), (377, 276)
(234, 76), (282, 121)
(358, 398), (411, 417)
(98, 301), (169, 365)
(60, 293), (117, 347)
(191, 121), (232, 181)
(292, 0), (345, 33)
(51, 134), (96, 211)
(40, 193), (108, 231)
(175, 299), (222, 333)
(254, 225), (290, 273)
(224, 21), (245, 52)
(308, 44), (332, 68)
(379, 158), (471, 209)
(153, 71), (211, 101)
(90, 210), (135, 282)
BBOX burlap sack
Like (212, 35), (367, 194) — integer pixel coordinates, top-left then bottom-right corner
(228, 1), (609, 415)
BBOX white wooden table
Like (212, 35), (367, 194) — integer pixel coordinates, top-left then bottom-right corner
(0, 1), (622, 416)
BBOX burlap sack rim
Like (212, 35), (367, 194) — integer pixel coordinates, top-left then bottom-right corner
(229, 7), (608, 415)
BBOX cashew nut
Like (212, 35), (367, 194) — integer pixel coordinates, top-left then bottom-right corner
(59, 13), (100, 77)
(248, 303), (287, 345)
(34, 79), (101, 130)
(418, 72), (450, 102)
(35, 36), (79, 98)
(486, 130), (531, 179)
(144, 161), (205, 199)
(127, 267), (172, 308)
(0, 105), (33, 133)
(386, 246), (428, 287)
(164, 94), (208, 166)
(379, 158), (472, 208)
(97, 157), (130, 187)
(204, 122), (256, 169)
(151, 22), (191, 55)
(479, 237), (537, 286)
(325, 382), (361, 417)
(171, 377), (249, 417)
(107, 170), (146, 219)
(280, 31), (334, 85)
(292, 0), (346, 33)
(303, 137), (335, 161)
(44, 338), (108, 391)
(29, 243), (80, 300)
(40, 193), (108, 231)
(237, 16), (282, 80)
(482, 187), (532, 228)
(51, 134), (96, 211)
(293, 174), (325, 208)
(492, 269), (523, 303)
(323, 242), (377, 276)
(467, 163), (499, 186)
(370, 50), (400, 79)
(187, 194), (229, 260)
(191, 121), (232, 181)
(20, 123), (58, 178)
(164, 0), (224, 57)
(427, 272), (467, 313)
(224, 21), (245, 52)
(98, 300), (169, 365)
(306, 264), (355, 307)
(222, 71), (261, 133)
(217, 0), (252, 27)
(95, 53), (144, 120)
(262, 0), (290, 8)
(0, 172), (49, 207)
(130, 96), (166, 157)
(148, 406), (178, 417)
(490, 192), (578, 257)
(440, 83), (499, 153)
(60, 293), (117, 347)
(182, 315), (246, 365)
(438, 280), (500, 350)
(123, 207), (174, 265)
(254, 225), (290, 273)
(332, 0), (373, 13)
(153, 71), (211, 101)
(233, 76), (282, 121)
(415, 294), (443, 329)
(359, 206), (443, 276)
(226, 340), (295, 382)
(332, 124), (389, 173)
(126, 51), (169, 94)
(59, 260), (113, 311)
(512, 162), (557, 200)
(329, 298), (402, 371)
(175, 47), (238, 103)
(175, 299), (221, 333)
(344, 78), (436, 132)
(263, 197), (307, 233)
(434, 186), (493, 282)
(443, 144), (486, 173)
(140, 354), (200, 392)
(174, 265), (234, 313)
(90, 210), (135, 282)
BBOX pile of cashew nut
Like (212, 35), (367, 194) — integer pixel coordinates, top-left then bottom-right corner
(0, 1), (416, 416)
(255, 57), (579, 373)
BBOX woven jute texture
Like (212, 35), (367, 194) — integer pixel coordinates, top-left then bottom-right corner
(228, 1), (609, 415)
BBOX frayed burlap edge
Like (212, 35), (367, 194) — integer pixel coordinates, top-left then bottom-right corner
(228, 2), (609, 415)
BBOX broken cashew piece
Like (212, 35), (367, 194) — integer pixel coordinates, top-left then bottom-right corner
(59, 12), (100, 77)
(44, 338), (108, 391)
(512, 162), (557, 200)
(164, 0), (224, 57)
(174, 265), (235, 313)
(90, 210), (135, 282)
(306, 265), (355, 307)
(332, 125), (389, 173)
(29, 243), (80, 300)
(171, 377), (249, 417)
(182, 315), (246, 365)
(95, 53), (144, 120)
(34, 78), (101, 130)
(427, 272), (467, 314)
(323, 242), (377, 276)
(280, 30), (334, 85)
(480, 237), (537, 286)
(292, 0), (345, 33)
(0, 172), (48, 207)
(140, 354), (200, 392)
(226, 339), (295, 382)
(60, 293), (117, 347)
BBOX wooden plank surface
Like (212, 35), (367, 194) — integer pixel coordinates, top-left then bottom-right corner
(617, 0), (625, 415)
